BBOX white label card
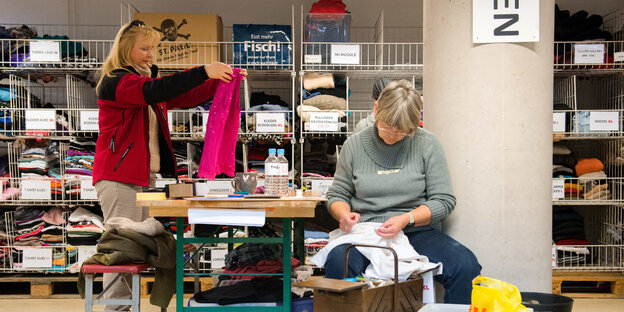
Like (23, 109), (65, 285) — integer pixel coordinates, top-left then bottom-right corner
(188, 208), (266, 227)
(309, 112), (339, 132)
(589, 111), (619, 131)
(331, 44), (360, 64)
(305, 54), (322, 64)
(210, 249), (228, 269)
(23, 248), (52, 267)
(21, 179), (51, 200)
(25, 110), (56, 130)
(155, 180), (177, 188)
(80, 110), (99, 131)
(80, 177), (97, 200)
(168, 112), (173, 132)
(574, 44), (605, 64)
(615, 52), (624, 62)
(552, 245), (557, 267)
(552, 179), (564, 199)
(194, 181), (234, 196)
(255, 113), (285, 133)
(553, 113), (565, 132)
(473, 0), (540, 43)
(311, 179), (334, 198)
(29, 41), (61, 62)
(202, 112), (209, 133)
(78, 246), (98, 265)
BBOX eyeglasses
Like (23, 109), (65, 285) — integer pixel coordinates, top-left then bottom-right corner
(122, 20), (145, 34)
(378, 126), (413, 137)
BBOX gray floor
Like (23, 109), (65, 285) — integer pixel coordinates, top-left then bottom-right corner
(0, 298), (622, 311)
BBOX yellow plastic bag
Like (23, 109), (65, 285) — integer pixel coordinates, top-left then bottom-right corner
(469, 276), (529, 312)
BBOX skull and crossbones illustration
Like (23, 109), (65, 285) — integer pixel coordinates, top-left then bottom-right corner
(152, 18), (191, 41)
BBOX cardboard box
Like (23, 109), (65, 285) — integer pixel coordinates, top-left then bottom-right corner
(296, 277), (423, 312)
(134, 12), (223, 68)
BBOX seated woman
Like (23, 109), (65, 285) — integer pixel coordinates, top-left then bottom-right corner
(324, 80), (481, 304)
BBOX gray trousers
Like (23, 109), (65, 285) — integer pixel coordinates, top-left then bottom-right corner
(95, 177), (154, 311)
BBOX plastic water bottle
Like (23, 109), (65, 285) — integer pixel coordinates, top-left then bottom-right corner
(264, 148), (279, 195)
(276, 149), (289, 196)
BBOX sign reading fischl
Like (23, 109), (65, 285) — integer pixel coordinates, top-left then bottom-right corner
(29, 41), (61, 62)
(473, 0), (539, 43)
(25, 110), (56, 130)
(80, 111), (99, 131)
(309, 112), (339, 132)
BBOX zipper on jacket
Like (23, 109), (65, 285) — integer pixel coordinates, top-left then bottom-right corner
(109, 129), (117, 152)
(113, 142), (133, 172)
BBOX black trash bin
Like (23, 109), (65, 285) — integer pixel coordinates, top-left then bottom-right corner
(521, 292), (574, 312)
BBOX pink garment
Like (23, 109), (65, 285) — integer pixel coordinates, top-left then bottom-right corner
(198, 68), (243, 180)
(42, 207), (65, 225)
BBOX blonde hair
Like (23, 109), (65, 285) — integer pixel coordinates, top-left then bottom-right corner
(96, 21), (160, 93)
(375, 79), (422, 134)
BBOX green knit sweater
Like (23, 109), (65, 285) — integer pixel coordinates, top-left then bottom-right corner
(326, 126), (456, 231)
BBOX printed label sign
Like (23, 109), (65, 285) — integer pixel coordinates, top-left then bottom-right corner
(311, 179), (334, 198)
(589, 111), (618, 131)
(309, 112), (339, 132)
(195, 181), (234, 196)
(210, 249), (228, 269)
(23, 248), (52, 267)
(155, 180), (177, 188)
(21, 179), (51, 200)
(78, 246), (98, 265)
(80, 111), (99, 131)
(305, 54), (322, 64)
(256, 113), (285, 133)
(331, 44), (360, 64)
(552, 245), (557, 267)
(574, 44), (605, 64)
(553, 113), (565, 132)
(202, 112), (209, 133)
(29, 41), (61, 62)
(615, 52), (624, 62)
(473, 0), (540, 43)
(168, 112), (173, 132)
(80, 177), (97, 200)
(552, 179), (564, 199)
(25, 110), (56, 130)
(265, 163), (288, 176)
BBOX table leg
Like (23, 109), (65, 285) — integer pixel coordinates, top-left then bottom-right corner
(176, 217), (185, 312)
(283, 218), (292, 312)
(293, 219), (305, 262)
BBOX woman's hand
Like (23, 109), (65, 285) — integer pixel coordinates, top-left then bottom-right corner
(375, 214), (410, 238)
(339, 212), (360, 232)
(239, 68), (248, 80)
(205, 62), (233, 82)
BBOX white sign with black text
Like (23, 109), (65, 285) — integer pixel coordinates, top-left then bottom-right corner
(78, 246), (98, 265)
(552, 179), (564, 199)
(194, 181), (234, 196)
(80, 111), (99, 131)
(80, 177), (98, 200)
(168, 112), (173, 132)
(21, 179), (51, 200)
(311, 179), (334, 198)
(255, 113), (285, 133)
(331, 44), (360, 64)
(25, 110), (56, 130)
(23, 248), (52, 267)
(589, 111), (619, 131)
(615, 52), (624, 62)
(210, 249), (228, 269)
(574, 44), (605, 64)
(309, 112), (339, 132)
(473, 0), (540, 43)
(29, 41), (61, 62)
(305, 54), (322, 64)
(553, 113), (566, 132)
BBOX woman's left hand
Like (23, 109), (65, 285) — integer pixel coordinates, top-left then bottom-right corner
(375, 214), (410, 238)
(239, 68), (248, 80)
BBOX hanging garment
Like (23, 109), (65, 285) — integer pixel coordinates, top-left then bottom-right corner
(198, 68), (243, 179)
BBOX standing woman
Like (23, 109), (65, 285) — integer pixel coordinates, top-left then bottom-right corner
(93, 20), (246, 310)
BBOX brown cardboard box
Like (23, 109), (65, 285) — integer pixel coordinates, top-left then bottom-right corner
(134, 13), (223, 68)
(296, 277), (423, 312)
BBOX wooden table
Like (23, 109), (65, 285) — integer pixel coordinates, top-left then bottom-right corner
(138, 197), (325, 312)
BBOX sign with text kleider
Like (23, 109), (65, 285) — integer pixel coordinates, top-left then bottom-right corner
(80, 110), (99, 131)
(331, 44), (360, 64)
(194, 181), (234, 196)
(589, 111), (618, 131)
(29, 41), (61, 62)
(311, 179), (334, 198)
(21, 179), (51, 200)
(553, 113), (565, 132)
(25, 110), (56, 130)
(256, 113), (285, 133)
(552, 179), (564, 199)
(473, 0), (539, 43)
(574, 44), (605, 64)
(23, 248), (52, 267)
(80, 177), (97, 200)
(309, 112), (339, 131)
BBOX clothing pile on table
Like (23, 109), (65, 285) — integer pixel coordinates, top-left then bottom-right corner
(297, 72), (348, 132)
(553, 208), (590, 267)
(65, 207), (105, 246)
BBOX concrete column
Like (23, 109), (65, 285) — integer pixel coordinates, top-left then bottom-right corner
(423, 0), (554, 292)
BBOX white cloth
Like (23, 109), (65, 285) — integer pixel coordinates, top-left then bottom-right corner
(311, 222), (441, 282)
(104, 217), (165, 236)
(68, 207), (105, 230)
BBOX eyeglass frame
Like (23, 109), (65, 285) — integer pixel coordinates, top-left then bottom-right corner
(377, 126), (414, 138)
(122, 20), (145, 35)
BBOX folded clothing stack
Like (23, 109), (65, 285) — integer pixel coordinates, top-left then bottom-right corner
(66, 207), (105, 246)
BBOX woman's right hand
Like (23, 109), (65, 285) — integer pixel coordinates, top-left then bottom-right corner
(204, 62), (233, 82)
(339, 212), (360, 232)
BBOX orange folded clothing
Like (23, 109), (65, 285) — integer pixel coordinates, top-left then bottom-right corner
(575, 158), (604, 176)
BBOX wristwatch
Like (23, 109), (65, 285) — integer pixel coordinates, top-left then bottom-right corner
(406, 212), (415, 225)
